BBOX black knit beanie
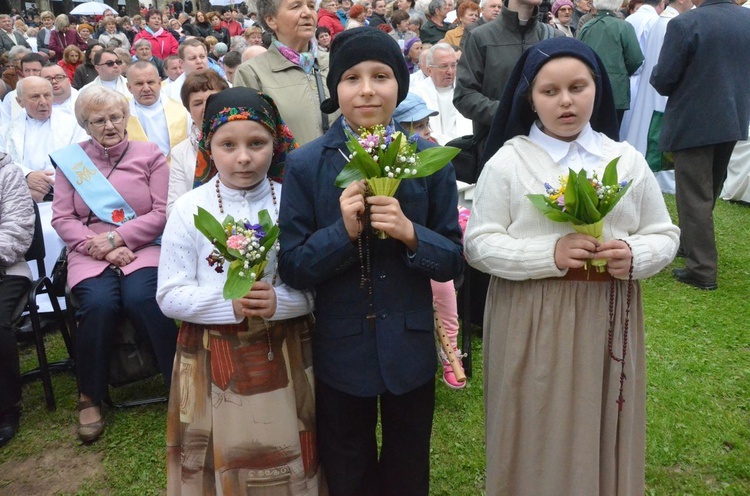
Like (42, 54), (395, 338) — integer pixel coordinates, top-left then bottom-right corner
(320, 27), (410, 115)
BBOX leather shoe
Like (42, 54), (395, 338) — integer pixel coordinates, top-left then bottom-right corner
(0, 406), (21, 448)
(77, 400), (105, 444)
(673, 268), (717, 290)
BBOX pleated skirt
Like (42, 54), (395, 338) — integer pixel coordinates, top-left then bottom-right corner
(483, 276), (645, 496)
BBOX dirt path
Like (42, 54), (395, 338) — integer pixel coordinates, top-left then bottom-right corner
(0, 444), (104, 495)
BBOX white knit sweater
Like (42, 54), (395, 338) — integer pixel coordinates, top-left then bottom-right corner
(465, 134), (680, 281)
(157, 178), (314, 325)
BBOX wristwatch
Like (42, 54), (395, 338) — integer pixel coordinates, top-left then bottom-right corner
(107, 231), (116, 249)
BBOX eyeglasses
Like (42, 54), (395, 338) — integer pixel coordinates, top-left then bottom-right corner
(429, 63), (458, 71)
(44, 75), (68, 83)
(97, 59), (124, 67)
(87, 115), (125, 128)
(558, 6), (573, 12)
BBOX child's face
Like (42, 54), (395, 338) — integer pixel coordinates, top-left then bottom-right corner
(403, 117), (431, 140)
(338, 60), (399, 130)
(211, 120), (275, 190)
(530, 57), (595, 142)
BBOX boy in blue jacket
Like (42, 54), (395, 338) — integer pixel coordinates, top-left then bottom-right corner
(278, 27), (463, 496)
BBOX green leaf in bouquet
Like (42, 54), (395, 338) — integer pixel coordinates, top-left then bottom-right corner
(344, 134), (381, 178)
(258, 209), (274, 233)
(575, 168), (602, 224)
(381, 132), (403, 168)
(223, 259), (256, 300)
(261, 225), (280, 253)
(334, 162), (367, 188)
(600, 180), (632, 217)
(412, 146), (461, 178)
(251, 259), (269, 283)
(194, 207), (229, 252)
(602, 156), (621, 187)
(564, 169), (580, 218)
(526, 194), (581, 224)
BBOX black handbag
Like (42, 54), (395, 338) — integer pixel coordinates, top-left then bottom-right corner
(108, 318), (161, 387)
(51, 247), (68, 297)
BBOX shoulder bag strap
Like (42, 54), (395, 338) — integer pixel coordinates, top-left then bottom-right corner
(313, 60), (330, 133)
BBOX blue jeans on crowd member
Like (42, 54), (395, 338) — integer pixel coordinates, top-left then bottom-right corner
(72, 266), (177, 404)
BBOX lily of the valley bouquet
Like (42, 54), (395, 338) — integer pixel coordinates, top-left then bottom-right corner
(526, 157), (632, 272)
(194, 207), (279, 299)
(334, 124), (460, 238)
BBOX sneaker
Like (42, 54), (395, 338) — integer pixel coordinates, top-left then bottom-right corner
(440, 348), (466, 390)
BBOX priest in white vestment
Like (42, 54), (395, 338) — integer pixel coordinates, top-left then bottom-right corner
(0, 77), (88, 308)
(623, 0), (693, 194)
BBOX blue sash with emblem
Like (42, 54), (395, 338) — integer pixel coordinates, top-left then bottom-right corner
(50, 144), (137, 226)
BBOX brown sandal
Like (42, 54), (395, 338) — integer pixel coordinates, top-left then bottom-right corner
(77, 400), (105, 443)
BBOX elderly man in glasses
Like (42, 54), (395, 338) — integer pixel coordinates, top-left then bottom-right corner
(81, 49), (130, 97)
(411, 43), (472, 145)
(0, 76), (87, 284)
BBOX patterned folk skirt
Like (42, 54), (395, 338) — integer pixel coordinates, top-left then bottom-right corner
(166, 315), (323, 495)
(483, 276), (646, 496)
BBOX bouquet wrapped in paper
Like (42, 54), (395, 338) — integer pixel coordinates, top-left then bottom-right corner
(526, 157), (631, 272)
(194, 207), (279, 300)
(335, 124), (460, 238)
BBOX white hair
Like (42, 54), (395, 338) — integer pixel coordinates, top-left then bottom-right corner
(74, 86), (130, 128)
(426, 42), (455, 66)
(16, 76), (52, 99)
(592, 0), (622, 11)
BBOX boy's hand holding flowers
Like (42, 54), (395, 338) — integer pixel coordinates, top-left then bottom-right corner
(367, 195), (417, 251)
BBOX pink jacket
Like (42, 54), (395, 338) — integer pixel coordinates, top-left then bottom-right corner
(51, 135), (168, 289)
(131, 28), (179, 59)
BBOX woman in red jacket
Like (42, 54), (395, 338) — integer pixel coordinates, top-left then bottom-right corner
(317, 0), (345, 39)
(130, 10), (179, 60)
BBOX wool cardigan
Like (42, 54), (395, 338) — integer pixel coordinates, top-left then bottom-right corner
(465, 134), (679, 281)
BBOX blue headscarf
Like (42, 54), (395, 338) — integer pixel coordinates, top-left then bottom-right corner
(481, 37), (619, 166)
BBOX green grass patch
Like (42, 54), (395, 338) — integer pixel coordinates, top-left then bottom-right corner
(1, 196), (748, 495)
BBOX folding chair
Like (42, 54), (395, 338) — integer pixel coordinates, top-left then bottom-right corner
(11, 203), (74, 411)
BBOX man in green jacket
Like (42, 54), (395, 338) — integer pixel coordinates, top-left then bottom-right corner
(579, 0), (643, 126)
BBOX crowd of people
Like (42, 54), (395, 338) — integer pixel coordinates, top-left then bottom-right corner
(0, 0), (749, 494)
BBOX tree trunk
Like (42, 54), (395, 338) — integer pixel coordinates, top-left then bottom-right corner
(36, 0), (52, 14)
(61, 0), (74, 19)
(126, 0), (140, 17)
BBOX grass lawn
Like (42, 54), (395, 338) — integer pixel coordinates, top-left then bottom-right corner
(1, 196), (748, 495)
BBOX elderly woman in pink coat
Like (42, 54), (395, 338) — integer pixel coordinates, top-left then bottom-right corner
(51, 86), (177, 444)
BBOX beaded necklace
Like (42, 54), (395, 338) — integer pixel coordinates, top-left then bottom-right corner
(215, 176), (279, 361)
(609, 239), (634, 412)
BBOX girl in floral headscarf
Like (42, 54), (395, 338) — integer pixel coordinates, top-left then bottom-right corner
(157, 87), (322, 495)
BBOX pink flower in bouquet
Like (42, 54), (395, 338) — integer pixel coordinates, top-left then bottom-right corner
(227, 234), (248, 250)
(557, 195), (566, 209)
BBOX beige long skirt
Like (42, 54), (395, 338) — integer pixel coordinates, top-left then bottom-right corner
(166, 315), (324, 496)
(483, 276), (645, 496)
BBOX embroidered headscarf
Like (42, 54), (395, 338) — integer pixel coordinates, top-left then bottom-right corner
(481, 37), (619, 166)
(193, 87), (297, 188)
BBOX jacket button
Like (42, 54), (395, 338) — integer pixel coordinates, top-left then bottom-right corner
(380, 313), (388, 320)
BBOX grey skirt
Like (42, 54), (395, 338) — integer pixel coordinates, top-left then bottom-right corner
(483, 275), (645, 496)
